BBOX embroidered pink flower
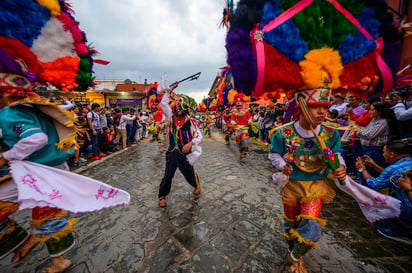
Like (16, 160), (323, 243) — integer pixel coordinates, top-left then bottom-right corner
(48, 189), (63, 200)
(95, 186), (119, 201)
(375, 195), (388, 205)
(22, 174), (43, 194)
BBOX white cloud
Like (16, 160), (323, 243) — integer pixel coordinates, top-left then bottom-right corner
(71, 0), (227, 102)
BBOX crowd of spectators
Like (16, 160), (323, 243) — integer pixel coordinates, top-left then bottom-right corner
(51, 97), (157, 167)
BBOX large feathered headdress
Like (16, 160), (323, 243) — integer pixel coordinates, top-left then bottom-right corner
(198, 98), (218, 112)
(0, 0), (96, 97)
(225, 0), (402, 101)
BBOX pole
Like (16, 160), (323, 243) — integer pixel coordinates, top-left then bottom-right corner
(176, 72), (201, 84)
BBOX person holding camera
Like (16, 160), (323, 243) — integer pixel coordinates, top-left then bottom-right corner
(356, 101), (399, 183)
(391, 88), (412, 140)
(329, 94), (349, 126)
(339, 96), (368, 173)
(355, 140), (412, 245)
(398, 170), (412, 203)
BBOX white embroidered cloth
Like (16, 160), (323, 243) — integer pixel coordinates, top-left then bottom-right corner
(272, 173), (401, 223)
(335, 176), (401, 223)
(10, 160), (130, 213)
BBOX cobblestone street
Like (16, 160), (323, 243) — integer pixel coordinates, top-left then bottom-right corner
(1, 131), (412, 273)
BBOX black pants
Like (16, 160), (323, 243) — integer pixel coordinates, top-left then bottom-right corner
(159, 150), (199, 198)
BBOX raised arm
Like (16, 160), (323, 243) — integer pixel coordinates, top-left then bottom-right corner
(160, 82), (179, 121)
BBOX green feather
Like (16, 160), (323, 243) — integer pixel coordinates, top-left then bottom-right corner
(280, 0), (365, 49)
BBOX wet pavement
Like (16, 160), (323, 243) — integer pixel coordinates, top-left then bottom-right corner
(1, 131), (412, 273)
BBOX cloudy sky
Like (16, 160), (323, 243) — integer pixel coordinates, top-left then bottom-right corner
(71, 0), (228, 102)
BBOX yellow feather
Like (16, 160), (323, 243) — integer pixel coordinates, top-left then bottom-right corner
(36, 0), (61, 16)
(299, 47), (343, 89)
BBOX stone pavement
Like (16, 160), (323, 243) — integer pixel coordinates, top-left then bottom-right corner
(1, 131), (412, 273)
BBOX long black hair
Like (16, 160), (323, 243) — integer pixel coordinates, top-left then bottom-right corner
(371, 101), (399, 139)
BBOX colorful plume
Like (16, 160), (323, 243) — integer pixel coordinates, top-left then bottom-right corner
(225, 0), (402, 99)
(0, 0), (97, 91)
(146, 82), (163, 109)
(198, 98), (218, 112)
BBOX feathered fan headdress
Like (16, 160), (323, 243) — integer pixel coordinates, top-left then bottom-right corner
(225, 0), (402, 101)
(0, 0), (97, 97)
(217, 66), (253, 107)
(198, 98), (218, 112)
(145, 82), (162, 110)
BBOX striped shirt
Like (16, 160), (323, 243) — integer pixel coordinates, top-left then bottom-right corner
(357, 118), (389, 147)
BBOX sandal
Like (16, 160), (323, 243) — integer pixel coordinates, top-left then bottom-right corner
(193, 187), (201, 195)
(159, 197), (167, 208)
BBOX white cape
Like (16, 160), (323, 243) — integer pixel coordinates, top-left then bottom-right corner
(10, 160), (130, 213)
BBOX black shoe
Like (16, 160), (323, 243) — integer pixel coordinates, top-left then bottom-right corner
(377, 227), (412, 246)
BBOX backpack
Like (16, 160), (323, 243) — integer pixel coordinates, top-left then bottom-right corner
(114, 113), (122, 126)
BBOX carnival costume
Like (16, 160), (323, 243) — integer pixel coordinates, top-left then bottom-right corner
(198, 98), (218, 138)
(146, 82), (166, 143)
(269, 89), (342, 261)
(149, 109), (166, 143)
(222, 111), (233, 144)
(222, 0), (404, 271)
(203, 114), (213, 137)
(231, 93), (251, 159)
(0, 0), (129, 267)
(158, 91), (202, 207)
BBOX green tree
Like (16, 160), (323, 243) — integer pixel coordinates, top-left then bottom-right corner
(180, 94), (196, 108)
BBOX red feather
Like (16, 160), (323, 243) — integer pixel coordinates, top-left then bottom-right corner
(93, 59), (110, 65)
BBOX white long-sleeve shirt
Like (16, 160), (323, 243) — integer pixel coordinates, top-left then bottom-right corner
(3, 133), (48, 161)
(58, 101), (73, 111)
(117, 114), (135, 130)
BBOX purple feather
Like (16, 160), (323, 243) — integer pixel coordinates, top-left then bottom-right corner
(226, 29), (257, 95)
(0, 48), (38, 82)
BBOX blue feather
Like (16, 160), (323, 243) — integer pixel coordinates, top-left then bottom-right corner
(260, 0), (309, 63)
(0, 0), (50, 47)
(338, 7), (381, 64)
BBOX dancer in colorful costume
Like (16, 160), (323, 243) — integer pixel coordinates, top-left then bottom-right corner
(231, 93), (251, 159)
(146, 82), (166, 147)
(223, 1), (403, 271)
(198, 98), (218, 138)
(269, 89), (346, 272)
(222, 109), (233, 145)
(203, 112), (214, 138)
(216, 67), (238, 144)
(0, 1), (129, 272)
(158, 82), (202, 208)
(150, 106), (166, 147)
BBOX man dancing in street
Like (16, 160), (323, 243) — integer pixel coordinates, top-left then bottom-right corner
(158, 83), (202, 207)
